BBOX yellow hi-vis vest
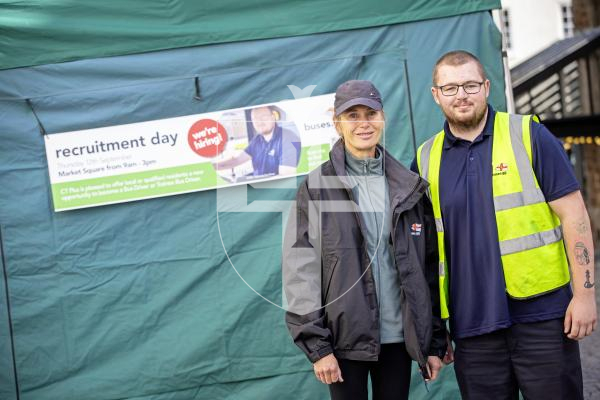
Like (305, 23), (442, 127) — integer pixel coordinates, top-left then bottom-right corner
(417, 112), (570, 319)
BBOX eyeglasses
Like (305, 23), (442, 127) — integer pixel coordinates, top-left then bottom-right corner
(435, 81), (485, 96)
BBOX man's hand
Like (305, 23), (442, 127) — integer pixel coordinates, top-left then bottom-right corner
(212, 152), (251, 170)
(313, 354), (344, 384)
(425, 356), (443, 381)
(564, 294), (598, 340)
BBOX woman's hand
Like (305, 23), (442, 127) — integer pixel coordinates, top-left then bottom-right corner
(425, 356), (443, 381)
(313, 354), (344, 384)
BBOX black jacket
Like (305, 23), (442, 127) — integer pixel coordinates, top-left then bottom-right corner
(283, 140), (446, 368)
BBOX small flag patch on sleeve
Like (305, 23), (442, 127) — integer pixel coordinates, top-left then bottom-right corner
(410, 223), (422, 236)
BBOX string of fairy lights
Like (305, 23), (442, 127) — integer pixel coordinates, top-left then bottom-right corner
(562, 136), (600, 150)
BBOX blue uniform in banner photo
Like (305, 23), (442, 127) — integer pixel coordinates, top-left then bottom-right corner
(244, 123), (301, 176)
(412, 106), (580, 339)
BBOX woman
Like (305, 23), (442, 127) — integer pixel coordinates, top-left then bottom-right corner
(283, 80), (446, 400)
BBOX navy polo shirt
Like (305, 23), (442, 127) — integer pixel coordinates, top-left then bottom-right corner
(245, 123), (301, 176)
(411, 106), (580, 339)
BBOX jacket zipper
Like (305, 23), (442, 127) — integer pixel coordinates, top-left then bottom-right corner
(344, 166), (381, 354)
(391, 178), (429, 370)
(363, 166), (383, 330)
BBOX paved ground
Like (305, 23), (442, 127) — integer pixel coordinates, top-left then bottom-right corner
(580, 257), (600, 400)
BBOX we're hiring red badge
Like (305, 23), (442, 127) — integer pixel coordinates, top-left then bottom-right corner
(188, 119), (228, 158)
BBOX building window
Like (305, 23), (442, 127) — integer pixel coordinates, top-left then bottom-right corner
(502, 9), (511, 49)
(561, 4), (574, 37)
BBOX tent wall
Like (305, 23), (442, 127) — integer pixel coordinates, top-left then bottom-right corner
(0, 12), (504, 400)
(0, 0), (500, 70)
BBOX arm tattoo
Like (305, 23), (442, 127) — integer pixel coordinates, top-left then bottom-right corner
(574, 220), (588, 235)
(584, 270), (595, 289)
(574, 242), (591, 265)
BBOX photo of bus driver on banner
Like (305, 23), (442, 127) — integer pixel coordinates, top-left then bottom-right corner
(213, 105), (302, 182)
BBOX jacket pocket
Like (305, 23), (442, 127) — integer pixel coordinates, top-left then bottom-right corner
(392, 210), (409, 258)
(400, 288), (426, 367)
(322, 254), (339, 304)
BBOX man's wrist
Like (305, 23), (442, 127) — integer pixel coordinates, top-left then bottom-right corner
(572, 289), (596, 299)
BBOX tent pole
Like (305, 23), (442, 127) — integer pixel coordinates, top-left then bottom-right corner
(403, 59), (418, 157)
(495, 9), (516, 113)
(1, 225), (21, 400)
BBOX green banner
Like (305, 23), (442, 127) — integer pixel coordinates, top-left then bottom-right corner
(51, 144), (330, 211)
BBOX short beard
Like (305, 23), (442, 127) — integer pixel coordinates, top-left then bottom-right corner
(445, 105), (487, 131)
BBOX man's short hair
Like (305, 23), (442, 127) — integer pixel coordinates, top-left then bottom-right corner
(432, 50), (487, 85)
(251, 105), (280, 120)
(251, 105), (274, 114)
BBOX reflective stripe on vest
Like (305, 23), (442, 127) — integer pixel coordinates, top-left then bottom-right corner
(417, 132), (449, 319)
(417, 112), (570, 320)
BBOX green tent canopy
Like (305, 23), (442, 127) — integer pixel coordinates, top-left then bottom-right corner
(1, 0), (499, 70)
(0, 1), (503, 399)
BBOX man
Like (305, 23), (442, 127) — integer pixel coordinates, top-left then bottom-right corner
(414, 50), (597, 399)
(214, 105), (301, 177)
(284, 80), (445, 400)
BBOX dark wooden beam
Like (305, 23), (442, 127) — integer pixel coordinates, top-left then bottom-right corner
(541, 114), (600, 137)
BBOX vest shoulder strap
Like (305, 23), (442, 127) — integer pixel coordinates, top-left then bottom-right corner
(417, 130), (444, 179)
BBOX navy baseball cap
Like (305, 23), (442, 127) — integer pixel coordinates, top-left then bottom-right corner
(334, 80), (383, 116)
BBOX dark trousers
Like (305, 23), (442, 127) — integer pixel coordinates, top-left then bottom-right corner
(328, 343), (412, 400)
(454, 318), (583, 400)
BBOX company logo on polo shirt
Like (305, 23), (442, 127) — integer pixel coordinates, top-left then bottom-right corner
(268, 149), (275, 156)
(493, 162), (509, 176)
(410, 223), (422, 236)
